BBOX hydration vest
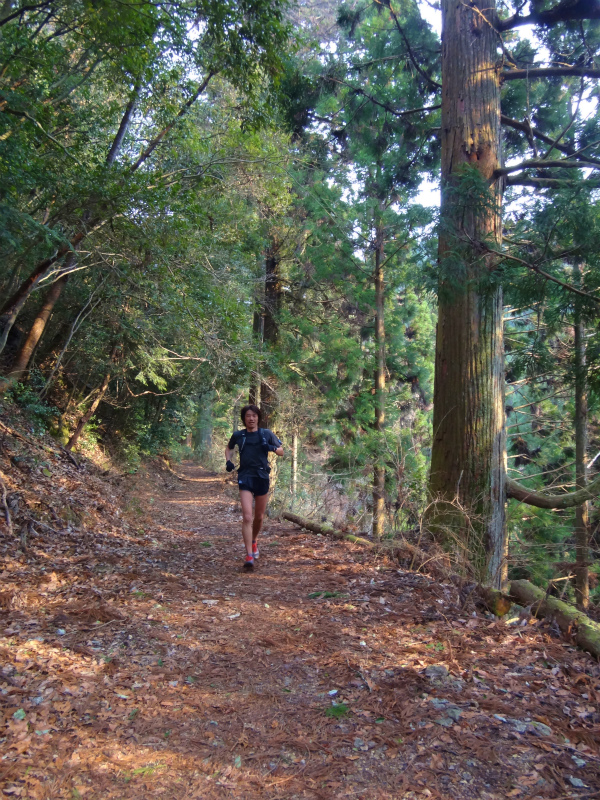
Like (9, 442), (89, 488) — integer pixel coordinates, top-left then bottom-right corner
(236, 427), (270, 454)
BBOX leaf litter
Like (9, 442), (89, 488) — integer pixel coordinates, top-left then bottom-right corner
(0, 418), (599, 798)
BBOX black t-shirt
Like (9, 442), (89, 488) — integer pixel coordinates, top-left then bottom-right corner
(227, 428), (281, 479)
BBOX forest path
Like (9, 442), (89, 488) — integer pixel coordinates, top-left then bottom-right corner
(2, 458), (600, 799)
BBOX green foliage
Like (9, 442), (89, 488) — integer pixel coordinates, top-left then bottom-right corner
(2, 0), (600, 602)
(324, 703), (350, 719)
(5, 377), (56, 435)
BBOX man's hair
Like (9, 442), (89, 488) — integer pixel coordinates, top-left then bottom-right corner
(240, 404), (262, 424)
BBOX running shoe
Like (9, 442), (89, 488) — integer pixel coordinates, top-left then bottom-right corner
(243, 554), (254, 571)
(252, 542), (260, 558)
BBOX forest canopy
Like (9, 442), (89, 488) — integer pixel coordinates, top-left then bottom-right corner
(2, 0), (600, 606)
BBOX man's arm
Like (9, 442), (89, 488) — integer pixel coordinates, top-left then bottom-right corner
(269, 432), (284, 457)
(225, 438), (236, 471)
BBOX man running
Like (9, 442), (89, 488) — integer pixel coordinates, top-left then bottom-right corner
(225, 404), (283, 570)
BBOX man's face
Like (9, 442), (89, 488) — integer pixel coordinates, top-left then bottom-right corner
(244, 410), (259, 428)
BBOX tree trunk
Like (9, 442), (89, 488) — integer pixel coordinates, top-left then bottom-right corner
(373, 216), (386, 540)
(232, 397), (240, 435)
(291, 428), (298, 509)
(260, 238), (281, 429)
(66, 369), (111, 451)
(428, 0), (506, 588)
(0, 234), (85, 336)
(106, 82), (140, 166)
(194, 392), (213, 453)
(260, 378), (276, 430)
(153, 397), (167, 427)
(249, 308), (262, 404)
(574, 272), (589, 610)
(7, 271), (70, 385)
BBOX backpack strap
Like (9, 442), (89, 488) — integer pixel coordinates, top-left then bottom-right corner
(237, 428), (271, 454)
(234, 428), (247, 454)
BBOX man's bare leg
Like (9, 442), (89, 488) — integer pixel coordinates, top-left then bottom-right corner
(252, 493), (268, 548)
(239, 490), (254, 556)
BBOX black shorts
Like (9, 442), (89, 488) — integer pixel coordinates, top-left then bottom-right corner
(238, 476), (270, 497)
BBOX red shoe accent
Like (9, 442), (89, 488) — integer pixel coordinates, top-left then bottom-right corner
(243, 554), (254, 570)
(252, 542), (260, 558)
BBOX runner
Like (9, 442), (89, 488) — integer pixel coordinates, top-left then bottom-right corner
(225, 404), (283, 570)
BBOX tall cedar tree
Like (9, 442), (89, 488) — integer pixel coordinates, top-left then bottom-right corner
(431, 0), (600, 586)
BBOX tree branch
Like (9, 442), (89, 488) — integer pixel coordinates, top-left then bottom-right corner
(128, 71), (215, 173)
(495, 158), (594, 178)
(478, 243), (600, 305)
(502, 66), (600, 80)
(384, 0), (441, 90)
(506, 176), (590, 187)
(501, 115), (600, 167)
(0, 70), (214, 318)
(500, 0), (600, 31)
(506, 175), (600, 188)
(2, 106), (82, 163)
(325, 80), (440, 119)
(106, 82), (140, 166)
(0, 1), (52, 27)
(507, 474), (600, 508)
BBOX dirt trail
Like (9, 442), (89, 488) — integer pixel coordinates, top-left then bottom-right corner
(1, 459), (600, 799)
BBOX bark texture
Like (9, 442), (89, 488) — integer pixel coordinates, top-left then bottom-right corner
(7, 274), (69, 384)
(291, 429), (298, 509)
(260, 239), (281, 429)
(248, 308), (262, 405)
(429, 0), (506, 588)
(373, 217), (386, 540)
(574, 279), (589, 610)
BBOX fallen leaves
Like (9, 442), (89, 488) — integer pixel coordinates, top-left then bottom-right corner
(0, 430), (599, 799)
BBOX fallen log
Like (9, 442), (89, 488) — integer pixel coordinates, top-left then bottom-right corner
(281, 511), (374, 548)
(281, 512), (444, 573)
(509, 579), (600, 659)
(284, 512), (600, 656)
